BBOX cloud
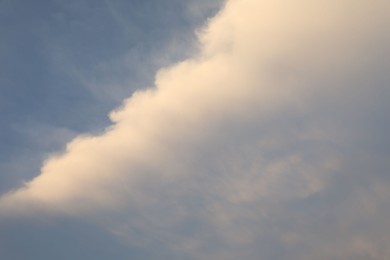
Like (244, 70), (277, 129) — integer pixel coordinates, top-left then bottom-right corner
(1, 0), (390, 259)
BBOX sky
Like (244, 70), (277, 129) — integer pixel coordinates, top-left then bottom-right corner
(0, 0), (389, 259)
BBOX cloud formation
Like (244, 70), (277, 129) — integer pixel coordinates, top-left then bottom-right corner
(1, 0), (390, 259)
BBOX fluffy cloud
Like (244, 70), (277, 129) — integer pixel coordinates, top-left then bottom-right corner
(1, 0), (390, 259)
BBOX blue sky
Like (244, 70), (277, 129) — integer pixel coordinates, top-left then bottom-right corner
(1, 0), (390, 259)
(1, 1), (221, 258)
(0, 0), (221, 192)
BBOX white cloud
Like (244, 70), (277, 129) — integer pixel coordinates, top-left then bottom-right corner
(1, 0), (390, 259)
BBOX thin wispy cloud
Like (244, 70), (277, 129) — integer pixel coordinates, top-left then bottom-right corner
(1, 0), (389, 259)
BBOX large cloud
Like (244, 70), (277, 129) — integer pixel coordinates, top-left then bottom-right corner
(1, 0), (390, 259)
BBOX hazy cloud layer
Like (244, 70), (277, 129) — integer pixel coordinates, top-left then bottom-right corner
(1, 0), (390, 259)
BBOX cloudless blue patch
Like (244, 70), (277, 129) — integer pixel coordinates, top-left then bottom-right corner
(0, 0), (222, 194)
